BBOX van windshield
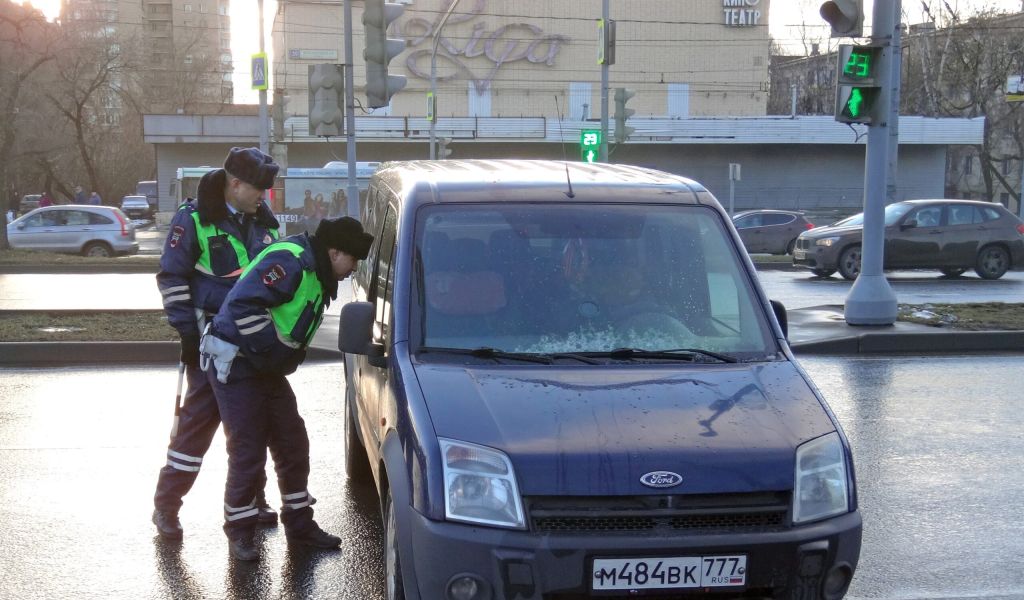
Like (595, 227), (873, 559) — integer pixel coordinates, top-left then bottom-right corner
(413, 204), (778, 359)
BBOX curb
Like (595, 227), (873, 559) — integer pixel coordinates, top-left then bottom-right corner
(0, 263), (159, 274)
(0, 341), (342, 366)
(791, 330), (1024, 355)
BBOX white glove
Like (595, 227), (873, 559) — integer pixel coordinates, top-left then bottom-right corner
(199, 324), (239, 384)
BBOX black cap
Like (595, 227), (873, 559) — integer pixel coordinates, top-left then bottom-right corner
(314, 217), (374, 260)
(223, 147), (279, 190)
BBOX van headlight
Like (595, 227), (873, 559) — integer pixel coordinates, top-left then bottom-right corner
(440, 438), (525, 530)
(793, 432), (850, 524)
(815, 237), (840, 247)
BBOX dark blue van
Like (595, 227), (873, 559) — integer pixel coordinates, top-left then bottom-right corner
(339, 160), (861, 600)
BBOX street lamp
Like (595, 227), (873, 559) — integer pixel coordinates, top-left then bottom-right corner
(429, 0), (462, 160)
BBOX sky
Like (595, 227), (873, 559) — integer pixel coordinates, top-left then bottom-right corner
(17, 0), (1024, 103)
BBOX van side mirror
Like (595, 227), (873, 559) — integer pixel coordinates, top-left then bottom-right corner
(16, 222), (26, 230)
(770, 299), (788, 339)
(900, 219), (918, 230)
(338, 301), (385, 365)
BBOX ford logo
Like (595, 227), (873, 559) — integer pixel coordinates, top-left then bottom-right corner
(639, 471), (683, 488)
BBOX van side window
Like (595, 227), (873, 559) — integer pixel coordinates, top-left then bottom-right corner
(371, 207), (398, 343)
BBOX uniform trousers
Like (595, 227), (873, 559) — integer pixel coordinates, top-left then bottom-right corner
(210, 368), (315, 539)
(153, 364), (269, 513)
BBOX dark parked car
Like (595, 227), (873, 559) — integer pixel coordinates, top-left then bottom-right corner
(732, 209), (815, 255)
(793, 199), (1024, 280)
(19, 194), (42, 213)
(339, 160), (861, 600)
(6, 205), (138, 257)
(119, 194), (152, 219)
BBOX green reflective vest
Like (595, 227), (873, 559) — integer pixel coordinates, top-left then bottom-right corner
(243, 241), (325, 348)
(187, 207), (278, 278)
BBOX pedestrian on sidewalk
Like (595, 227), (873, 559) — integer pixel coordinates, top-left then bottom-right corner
(152, 147), (282, 541)
(74, 186), (86, 204)
(88, 191), (101, 205)
(199, 216), (373, 561)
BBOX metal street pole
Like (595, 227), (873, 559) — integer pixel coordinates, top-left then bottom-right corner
(344, 0), (358, 217)
(845, 0), (900, 325)
(258, 0), (269, 154)
(430, 0), (461, 160)
(599, 0), (609, 162)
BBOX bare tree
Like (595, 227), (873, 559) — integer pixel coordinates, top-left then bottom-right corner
(902, 5), (1024, 203)
(0, 1), (57, 248)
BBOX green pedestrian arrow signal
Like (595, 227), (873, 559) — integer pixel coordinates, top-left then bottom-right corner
(834, 43), (881, 124)
(580, 129), (601, 162)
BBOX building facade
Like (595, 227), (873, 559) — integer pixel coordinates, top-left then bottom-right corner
(272, 0), (772, 121)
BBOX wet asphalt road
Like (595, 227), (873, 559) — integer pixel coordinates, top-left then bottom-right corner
(0, 356), (1021, 599)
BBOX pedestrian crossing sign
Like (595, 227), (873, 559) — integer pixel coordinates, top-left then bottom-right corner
(252, 53), (268, 91)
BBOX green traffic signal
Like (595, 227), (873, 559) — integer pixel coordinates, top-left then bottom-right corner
(845, 88), (865, 118)
(580, 129), (601, 162)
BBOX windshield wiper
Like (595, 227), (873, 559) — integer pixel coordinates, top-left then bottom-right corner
(420, 346), (553, 364)
(590, 347), (739, 363)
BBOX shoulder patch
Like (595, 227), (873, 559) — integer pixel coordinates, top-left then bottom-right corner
(263, 264), (287, 286)
(169, 225), (186, 248)
(263, 234), (273, 244)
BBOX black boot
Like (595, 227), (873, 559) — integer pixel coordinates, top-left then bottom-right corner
(256, 496), (278, 526)
(286, 521), (341, 549)
(152, 510), (183, 541)
(228, 534), (259, 561)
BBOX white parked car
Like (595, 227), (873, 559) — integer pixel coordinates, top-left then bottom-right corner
(6, 205), (139, 257)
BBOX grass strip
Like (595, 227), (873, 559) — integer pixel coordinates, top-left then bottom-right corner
(0, 311), (177, 342)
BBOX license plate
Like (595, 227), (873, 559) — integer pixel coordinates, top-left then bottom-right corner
(592, 555), (746, 591)
(793, 250), (806, 260)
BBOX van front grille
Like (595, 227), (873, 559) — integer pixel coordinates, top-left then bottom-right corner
(526, 492), (790, 535)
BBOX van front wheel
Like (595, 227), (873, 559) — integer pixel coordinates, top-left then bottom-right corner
(385, 489), (406, 600)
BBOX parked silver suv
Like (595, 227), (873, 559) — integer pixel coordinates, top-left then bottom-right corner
(6, 205), (139, 257)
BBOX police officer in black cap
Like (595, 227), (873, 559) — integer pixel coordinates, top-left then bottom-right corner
(153, 147), (283, 540)
(200, 216), (374, 561)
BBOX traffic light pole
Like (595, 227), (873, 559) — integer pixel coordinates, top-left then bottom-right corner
(258, 0), (269, 154)
(844, 0), (899, 325)
(429, 0), (461, 160)
(344, 0), (359, 217)
(599, 0), (609, 162)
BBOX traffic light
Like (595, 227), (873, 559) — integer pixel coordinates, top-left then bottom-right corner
(363, 0), (407, 109)
(819, 0), (863, 38)
(308, 64), (344, 137)
(834, 43), (882, 124)
(438, 137), (452, 159)
(613, 88), (635, 143)
(580, 129), (600, 162)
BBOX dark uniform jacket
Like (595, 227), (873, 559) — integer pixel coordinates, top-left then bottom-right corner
(156, 169), (280, 339)
(211, 233), (337, 379)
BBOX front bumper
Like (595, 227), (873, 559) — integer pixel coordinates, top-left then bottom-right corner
(792, 244), (839, 271)
(405, 509), (862, 600)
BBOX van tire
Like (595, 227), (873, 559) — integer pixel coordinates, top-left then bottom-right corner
(811, 268), (836, 278)
(345, 380), (371, 483)
(82, 241), (113, 257)
(384, 489), (406, 600)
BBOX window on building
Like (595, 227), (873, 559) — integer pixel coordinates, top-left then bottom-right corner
(569, 82), (592, 121)
(964, 155), (973, 174)
(467, 82), (491, 117)
(222, 72), (233, 82)
(1000, 192), (1010, 207)
(184, 54), (193, 64)
(219, 2), (228, 15)
(199, 3), (207, 13)
(221, 37), (230, 50)
(1002, 159), (1012, 176)
(667, 83), (690, 118)
(184, 4), (192, 12)
(220, 53), (232, 64)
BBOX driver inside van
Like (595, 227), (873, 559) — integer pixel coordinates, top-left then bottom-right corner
(556, 237), (693, 348)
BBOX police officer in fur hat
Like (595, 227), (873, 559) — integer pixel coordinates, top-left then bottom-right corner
(153, 147), (282, 540)
(200, 217), (373, 561)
